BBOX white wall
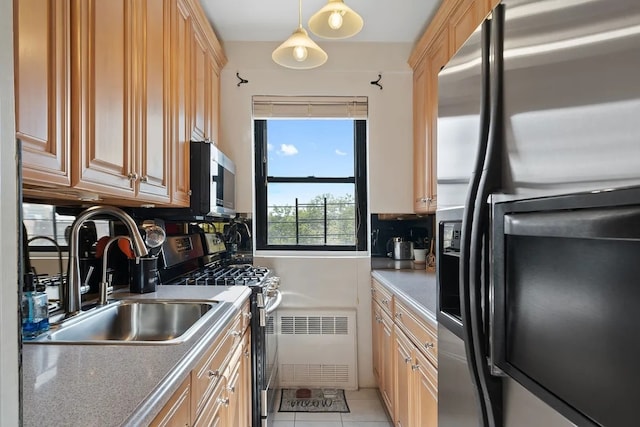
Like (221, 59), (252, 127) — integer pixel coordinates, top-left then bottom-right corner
(219, 41), (415, 214)
(0, 0), (20, 424)
(219, 41), (415, 387)
(254, 255), (374, 387)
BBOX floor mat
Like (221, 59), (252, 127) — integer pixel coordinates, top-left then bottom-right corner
(278, 388), (350, 413)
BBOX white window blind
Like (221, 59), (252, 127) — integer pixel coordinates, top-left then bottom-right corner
(252, 96), (368, 119)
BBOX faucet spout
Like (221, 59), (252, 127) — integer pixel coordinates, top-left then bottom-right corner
(66, 206), (148, 316)
(27, 235), (64, 285)
(98, 236), (132, 306)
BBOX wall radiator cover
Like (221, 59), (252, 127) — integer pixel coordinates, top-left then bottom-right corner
(278, 309), (358, 390)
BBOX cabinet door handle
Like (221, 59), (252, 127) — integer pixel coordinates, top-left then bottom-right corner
(404, 356), (412, 364)
(243, 312), (252, 320)
(395, 312), (402, 320)
(411, 364), (420, 371)
(139, 175), (148, 183)
(227, 385), (236, 393)
(230, 330), (241, 337)
(381, 299), (389, 305)
(208, 370), (220, 379)
(127, 172), (138, 181)
(244, 350), (250, 358)
(217, 397), (230, 406)
(424, 342), (435, 349)
(371, 288), (376, 295)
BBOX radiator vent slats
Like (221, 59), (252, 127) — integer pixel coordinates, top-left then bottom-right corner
(280, 364), (350, 384)
(280, 316), (349, 335)
(278, 309), (357, 389)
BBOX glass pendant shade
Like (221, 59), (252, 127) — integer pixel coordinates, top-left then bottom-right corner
(273, 0), (328, 69)
(308, 0), (363, 39)
(272, 26), (328, 69)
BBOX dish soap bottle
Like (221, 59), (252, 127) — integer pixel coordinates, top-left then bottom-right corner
(21, 272), (49, 339)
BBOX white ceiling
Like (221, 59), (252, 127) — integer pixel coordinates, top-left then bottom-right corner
(199, 0), (441, 44)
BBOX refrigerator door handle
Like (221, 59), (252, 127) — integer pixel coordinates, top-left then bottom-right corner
(469, 5), (508, 427)
(459, 18), (497, 427)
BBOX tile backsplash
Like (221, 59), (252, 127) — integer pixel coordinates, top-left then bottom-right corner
(371, 214), (434, 257)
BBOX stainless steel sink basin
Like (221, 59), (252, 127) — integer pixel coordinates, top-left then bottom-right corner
(29, 300), (224, 345)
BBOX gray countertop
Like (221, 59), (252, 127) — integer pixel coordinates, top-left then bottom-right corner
(371, 269), (437, 329)
(22, 285), (251, 427)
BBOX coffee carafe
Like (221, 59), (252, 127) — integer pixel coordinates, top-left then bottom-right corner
(386, 237), (414, 260)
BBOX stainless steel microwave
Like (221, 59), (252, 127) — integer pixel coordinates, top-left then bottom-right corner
(128, 142), (236, 221)
(190, 141), (236, 218)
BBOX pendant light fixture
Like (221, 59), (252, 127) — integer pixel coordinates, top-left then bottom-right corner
(272, 0), (328, 69)
(308, 0), (363, 39)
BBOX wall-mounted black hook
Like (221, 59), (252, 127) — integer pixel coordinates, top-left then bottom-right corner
(236, 72), (248, 87)
(370, 74), (383, 90)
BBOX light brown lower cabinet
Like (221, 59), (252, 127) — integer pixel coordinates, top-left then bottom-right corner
(371, 279), (438, 426)
(414, 346), (438, 427)
(394, 327), (413, 427)
(150, 375), (192, 426)
(372, 299), (395, 415)
(394, 324), (438, 427)
(239, 330), (252, 427)
(151, 301), (251, 427)
(193, 374), (227, 427)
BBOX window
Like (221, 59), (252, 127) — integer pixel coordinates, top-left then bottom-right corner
(254, 97), (367, 251)
(22, 203), (75, 249)
(22, 203), (110, 250)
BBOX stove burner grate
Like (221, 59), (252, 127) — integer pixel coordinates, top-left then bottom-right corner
(169, 263), (270, 287)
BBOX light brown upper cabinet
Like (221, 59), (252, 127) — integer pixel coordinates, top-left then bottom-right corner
(169, 0), (193, 207)
(14, 0), (71, 187)
(206, 54), (221, 145)
(449, 0), (485, 56)
(192, 19), (222, 146)
(138, 0), (172, 202)
(412, 57), (429, 213)
(191, 19), (207, 143)
(410, 0), (494, 214)
(14, 0), (226, 206)
(71, 0), (137, 198)
(412, 29), (448, 214)
(71, 0), (170, 204)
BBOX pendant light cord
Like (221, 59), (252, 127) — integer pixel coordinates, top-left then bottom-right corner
(298, 0), (303, 29)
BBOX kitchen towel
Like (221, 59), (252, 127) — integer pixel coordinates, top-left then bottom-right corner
(278, 388), (350, 413)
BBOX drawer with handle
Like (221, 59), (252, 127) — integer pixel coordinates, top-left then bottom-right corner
(371, 279), (393, 315)
(394, 299), (438, 367)
(192, 311), (242, 417)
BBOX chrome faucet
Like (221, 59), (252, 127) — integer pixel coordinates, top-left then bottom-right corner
(66, 206), (148, 316)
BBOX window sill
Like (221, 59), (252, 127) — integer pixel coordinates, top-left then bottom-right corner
(254, 250), (370, 258)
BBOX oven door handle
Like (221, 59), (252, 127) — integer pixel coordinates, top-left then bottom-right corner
(265, 290), (283, 314)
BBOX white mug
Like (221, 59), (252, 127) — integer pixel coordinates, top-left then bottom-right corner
(413, 248), (427, 263)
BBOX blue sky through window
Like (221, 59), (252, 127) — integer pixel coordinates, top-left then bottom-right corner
(267, 119), (355, 206)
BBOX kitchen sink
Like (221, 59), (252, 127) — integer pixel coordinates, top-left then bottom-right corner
(28, 300), (225, 345)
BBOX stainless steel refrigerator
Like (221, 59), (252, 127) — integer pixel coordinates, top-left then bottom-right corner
(436, 0), (640, 426)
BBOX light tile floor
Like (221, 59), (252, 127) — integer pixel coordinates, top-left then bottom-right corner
(273, 388), (393, 427)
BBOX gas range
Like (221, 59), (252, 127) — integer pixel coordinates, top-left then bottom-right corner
(157, 231), (281, 427)
(158, 231), (277, 290)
